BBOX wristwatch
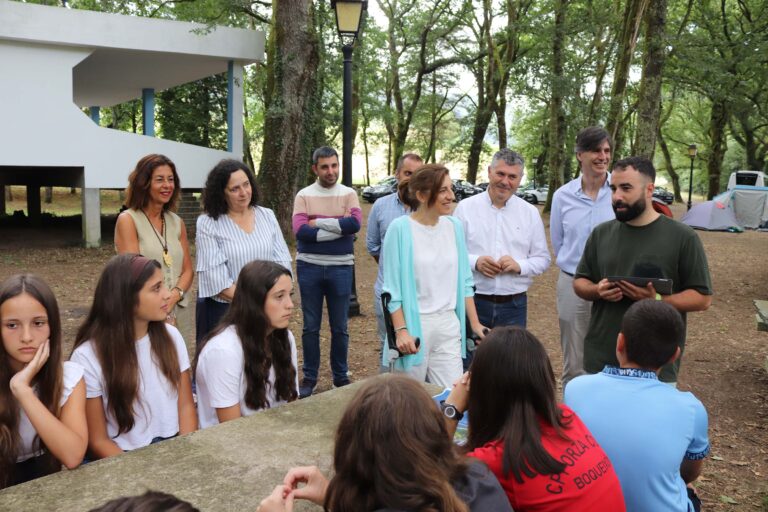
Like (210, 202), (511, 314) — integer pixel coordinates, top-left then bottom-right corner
(173, 286), (185, 300)
(440, 401), (464, 421)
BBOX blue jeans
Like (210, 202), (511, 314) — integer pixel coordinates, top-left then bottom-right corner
(464, 294), (527, 370)
(297, 261), (353, 383)
(475, 294), (528, 329)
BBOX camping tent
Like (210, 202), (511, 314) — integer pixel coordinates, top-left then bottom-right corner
(682, 188), (768, 231)
(681, 197), (740, 231)
(729, 187), (768, 229)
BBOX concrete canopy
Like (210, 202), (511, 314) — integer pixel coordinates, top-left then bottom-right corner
(1, 0), (264, 106)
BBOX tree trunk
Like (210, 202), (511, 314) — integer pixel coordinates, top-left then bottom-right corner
(657, 127), (684, 202)
(544, 0), (567, 213)
(496, 97), (508, 149)
(467, 107), (494, 184)
(605, 0), (649, 156)
(633, 0), (667, 160)
(706, 98), (728, 199)
(44, 187), (53, 204)
(257, 0), (321, 239)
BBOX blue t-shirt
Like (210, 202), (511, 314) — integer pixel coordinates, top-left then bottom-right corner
(564, 366), (710, 512)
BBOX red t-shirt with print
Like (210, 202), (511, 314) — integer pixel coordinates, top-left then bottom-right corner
(467, 405), (625, 512)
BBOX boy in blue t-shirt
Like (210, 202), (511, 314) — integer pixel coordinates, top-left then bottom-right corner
(565, 299), (709, 512)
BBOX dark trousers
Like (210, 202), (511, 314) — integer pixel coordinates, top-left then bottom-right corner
(195, 297), (230, 347)
(296, 261), (352, 383)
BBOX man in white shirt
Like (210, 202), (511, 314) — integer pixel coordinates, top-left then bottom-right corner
(455, 149), (550, 335)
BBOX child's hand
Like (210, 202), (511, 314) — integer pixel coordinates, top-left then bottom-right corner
(10, 339), (50, 395)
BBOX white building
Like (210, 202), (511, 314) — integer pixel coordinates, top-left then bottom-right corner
(0, 0), (265, 246)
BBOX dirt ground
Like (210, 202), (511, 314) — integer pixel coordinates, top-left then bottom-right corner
(0, 200), (766, 510)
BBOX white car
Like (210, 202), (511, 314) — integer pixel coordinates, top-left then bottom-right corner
(522, 187), (549, 205)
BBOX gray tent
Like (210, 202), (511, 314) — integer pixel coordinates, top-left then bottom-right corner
(729, 187), (768, 229)
(681, 197), (740, 231)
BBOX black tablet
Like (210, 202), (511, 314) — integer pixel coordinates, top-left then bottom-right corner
(606, 276), (673, 295)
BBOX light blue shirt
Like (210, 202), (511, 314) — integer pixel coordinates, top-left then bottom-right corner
(549, 175), (614, 274)
(366, 192), (409, 296)
(565, 366), (710, 512)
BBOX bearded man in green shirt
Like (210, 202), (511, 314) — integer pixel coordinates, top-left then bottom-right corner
(573, 156), (713, 384)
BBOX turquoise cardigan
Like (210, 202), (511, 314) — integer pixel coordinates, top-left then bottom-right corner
(381, 215), (475, 371)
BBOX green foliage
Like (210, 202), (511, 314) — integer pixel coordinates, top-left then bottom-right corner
(157, 75), (229, 151)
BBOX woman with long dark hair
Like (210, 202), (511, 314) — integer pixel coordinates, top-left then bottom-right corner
(257, 374), (511, 512)
(195, 159), (292, 344)
(442, 327), (625, 511)
(382, 165), (486, 388)
(0, 274), (87, 487)
(195, 260), (298, 427)
(115, 154), (193, 328)
(71, 254), (197, 459)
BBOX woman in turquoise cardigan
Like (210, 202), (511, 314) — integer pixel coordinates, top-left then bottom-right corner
(382, 165), (486, 388)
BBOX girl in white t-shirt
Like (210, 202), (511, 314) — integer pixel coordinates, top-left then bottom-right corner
(0, 274), (87, 488)
(195, 260), (298, 428)
(70, 254), (197, 459)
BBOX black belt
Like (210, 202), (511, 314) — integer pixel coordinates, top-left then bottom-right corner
(562, 270), (574, 277)
(475, 292), (526, 304)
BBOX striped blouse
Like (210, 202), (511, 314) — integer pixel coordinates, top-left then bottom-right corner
(196, 206), (292, 302)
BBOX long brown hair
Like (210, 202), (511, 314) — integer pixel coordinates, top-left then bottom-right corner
(196, 261), (297, 409)
(466, 327), (571, 483)
(72, 254), (181, 434)
(325, 375), (469, 512)
(0, 274), (63, 487)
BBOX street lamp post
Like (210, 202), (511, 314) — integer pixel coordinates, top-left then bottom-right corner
(332, 0), (367, 317)
(687, 144), (697, 211)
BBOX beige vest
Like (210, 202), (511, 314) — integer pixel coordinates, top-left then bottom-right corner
(123, 209), (188, 308)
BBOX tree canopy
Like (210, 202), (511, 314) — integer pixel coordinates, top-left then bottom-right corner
(20, 0), (768, 224)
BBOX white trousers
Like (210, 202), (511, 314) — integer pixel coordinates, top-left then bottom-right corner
(556, 270), (591, 388)
(405, 310), (463, 389)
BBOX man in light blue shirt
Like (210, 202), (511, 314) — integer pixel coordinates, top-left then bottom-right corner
(550, 126), (615, 387)
(366, 152), (422, 371)
(565, 299), (709, 512)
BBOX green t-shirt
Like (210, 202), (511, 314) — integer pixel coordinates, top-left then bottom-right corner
(575, 215), (712, 382)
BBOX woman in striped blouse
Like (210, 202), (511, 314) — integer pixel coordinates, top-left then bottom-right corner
(195, 160), (292, 345)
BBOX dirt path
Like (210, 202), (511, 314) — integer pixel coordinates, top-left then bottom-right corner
(0, 200), (765, 509)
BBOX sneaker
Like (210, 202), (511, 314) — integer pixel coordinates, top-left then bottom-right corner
(299, 379), (316, 399)
(332, 377), (351, 389)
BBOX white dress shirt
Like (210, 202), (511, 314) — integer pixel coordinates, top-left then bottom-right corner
(454, 191), (551, 295)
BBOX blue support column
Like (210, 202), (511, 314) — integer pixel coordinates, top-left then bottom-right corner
(142, 88), (155, 136)
(227, 60), (234, 152)
(90, 106), (100, 125)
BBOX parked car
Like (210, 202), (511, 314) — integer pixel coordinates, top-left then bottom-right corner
(652, 186), (674, 205)
(452, 179), (484, 201)
(516, 183), (535, 198)
(362, 176), (397, 203)
(522, 187), (549, 205)
(476, 182), (489, 191)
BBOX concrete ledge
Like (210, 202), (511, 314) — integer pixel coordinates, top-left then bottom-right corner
(0, 382), (359, 511)
(1, 381), (442, 511)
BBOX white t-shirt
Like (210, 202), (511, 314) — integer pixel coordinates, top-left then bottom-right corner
(196, 325), (299, 429)
(70, 325), (191, 451)
(17, 361), (84, 462)
(410, 217), (458, 314)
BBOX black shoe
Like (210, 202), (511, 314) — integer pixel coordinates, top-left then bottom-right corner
(332, 377), (351, 389)
(299, 379), (316, 399)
